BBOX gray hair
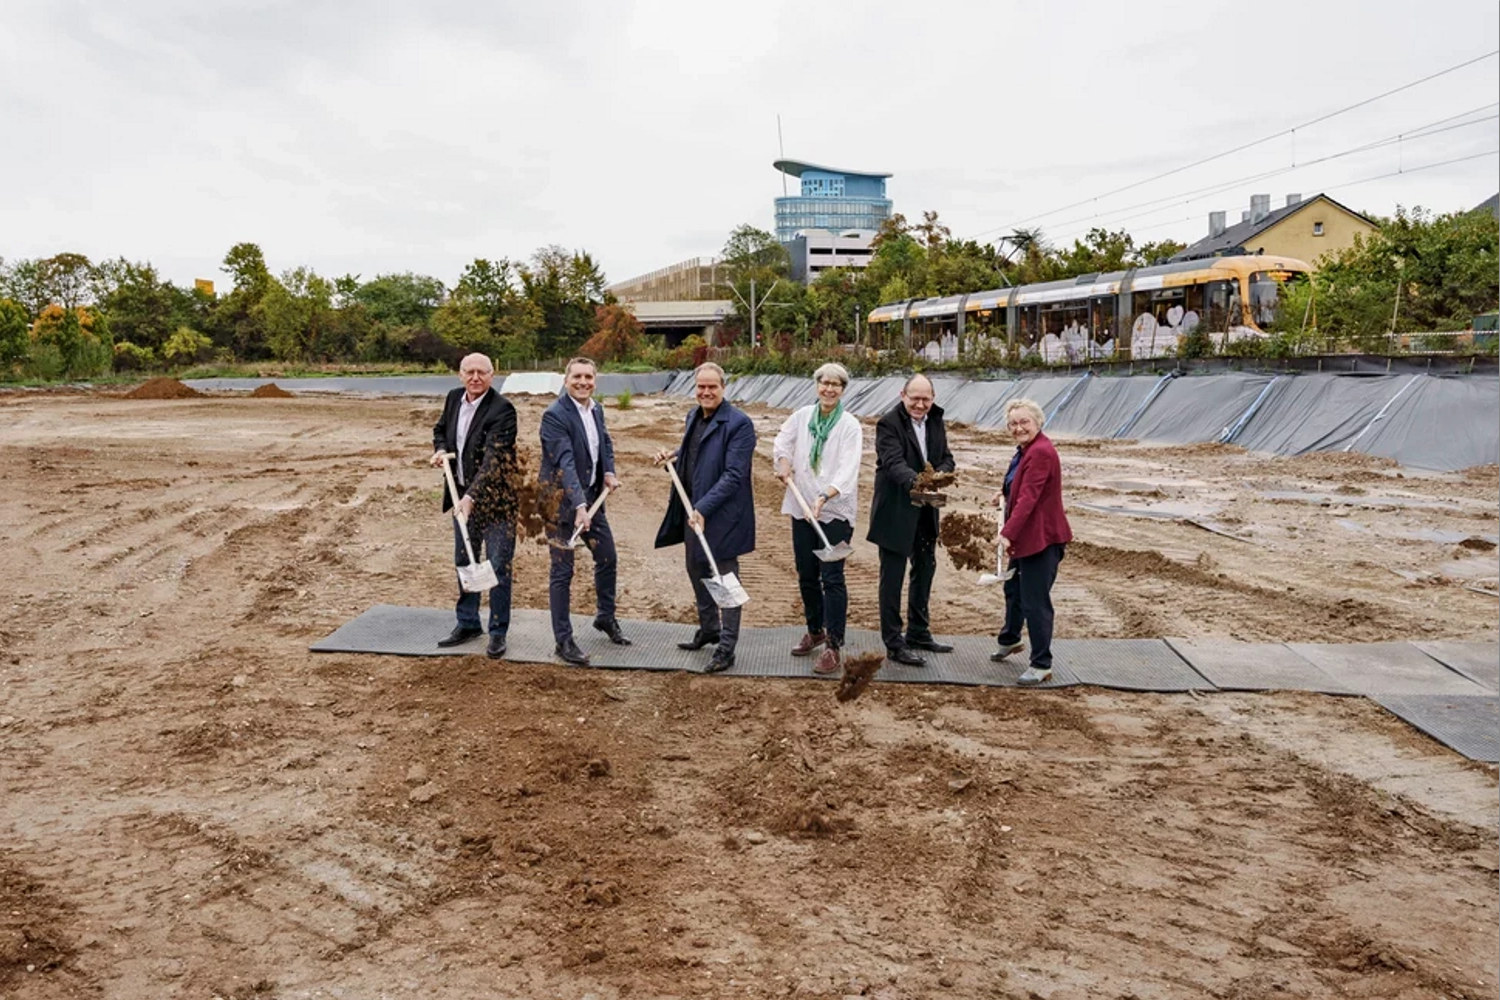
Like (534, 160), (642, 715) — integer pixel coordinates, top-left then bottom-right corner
(1005, 397), (1045, 430)
(903, 372), (934, 395)
(813, 361), (851, 387)
(694, 361), (727, 386)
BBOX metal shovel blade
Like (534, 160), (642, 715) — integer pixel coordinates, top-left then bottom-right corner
(814, 541), (854, 563)
(703, 571), (751, 609)
(458, 559), (499, 594)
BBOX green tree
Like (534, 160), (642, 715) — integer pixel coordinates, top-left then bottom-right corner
(432, 257), (542, 365)
(521, 247), (605, 357)
(39, 253), (95, 310)
(92, 258), (195, 354)
(213, 242), (274, 359)
(0, 259), (50, 318)
(0, 298), (29, 368)
(351, 272), (445, 327)
(261, 267), (335, 361)
(1314, 206), (1499, 342)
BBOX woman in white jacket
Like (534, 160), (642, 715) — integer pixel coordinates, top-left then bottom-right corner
(773, 362), (863, 676)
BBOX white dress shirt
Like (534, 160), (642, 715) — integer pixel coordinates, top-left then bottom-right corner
(771, 404), (863, 525)
(571, 396), (600, 488)
(455, 392), (484, 485)
(910, 415), (929, 465)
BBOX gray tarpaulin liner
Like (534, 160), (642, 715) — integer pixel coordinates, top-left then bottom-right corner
(663, 370), (1495, 471)
(595, 372), (676, 396)
(1130, 372), (1275, 444)
(1351, 375), (1500, 470)
(1044, 374), (1160, 438)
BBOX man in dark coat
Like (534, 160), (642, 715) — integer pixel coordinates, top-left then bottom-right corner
(430, 353), (518, 659)
(539, 357), (630, 666)
(653, 362), (756, 674)
(866, 373), (956, 666)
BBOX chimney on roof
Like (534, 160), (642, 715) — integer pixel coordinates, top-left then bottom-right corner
(1209, 211), (1226, 238)
(1250, 194), (1270, 224)
(1286, 193), (1301, 207)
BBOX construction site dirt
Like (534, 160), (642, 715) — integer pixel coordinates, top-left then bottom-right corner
(1, 386), (1495, 999)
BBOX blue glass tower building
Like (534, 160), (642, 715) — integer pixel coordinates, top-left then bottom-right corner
(773, 160), (893, 243)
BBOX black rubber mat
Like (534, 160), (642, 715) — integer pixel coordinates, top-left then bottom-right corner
(1165, 638), (1356, 694)
(1055, 638), (1212, 691)
(1414, 641), (1499, 692)
(1373, 694), (1500, 762)
(1285, 642), (1490, 697)
(310, 605), (1089, 687)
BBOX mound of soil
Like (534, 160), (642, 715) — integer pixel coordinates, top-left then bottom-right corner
(248, 383), (294, 398)
(124, 377), (203, 400)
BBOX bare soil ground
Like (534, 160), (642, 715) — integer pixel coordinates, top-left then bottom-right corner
(1, 387), (1496, 999)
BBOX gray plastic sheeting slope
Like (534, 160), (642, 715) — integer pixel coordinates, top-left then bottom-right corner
(1130, 372), (1275, 444)
(1352, 375), (1500, 470)
(668, 370), (1495, 471)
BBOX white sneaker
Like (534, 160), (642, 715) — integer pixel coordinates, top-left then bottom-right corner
(1017, 666), (1052, 686)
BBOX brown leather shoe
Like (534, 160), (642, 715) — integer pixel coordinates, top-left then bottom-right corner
(812, 646), (841, 675)
(791, 631), (826, 657)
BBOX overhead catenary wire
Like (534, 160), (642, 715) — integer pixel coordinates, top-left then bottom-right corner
(967, 49), (1500, 241)
(1031, 105), (1498, 237)
(1041, 148), (1500, 247)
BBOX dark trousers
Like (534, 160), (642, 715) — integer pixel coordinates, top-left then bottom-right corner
(686, 537), (741, 655)
(998, 543), (1065, 669)
(877, 522), (938, 652)
(548, 492), (617, 643)
(792, 517), (851, 648)
(452, 517), (516, 636)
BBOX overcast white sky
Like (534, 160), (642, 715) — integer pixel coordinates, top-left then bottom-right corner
(3, 0), (1497, 291)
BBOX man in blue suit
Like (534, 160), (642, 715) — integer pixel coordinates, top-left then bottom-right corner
(539, 357), (630, 665)
(653, 362), (756, 674)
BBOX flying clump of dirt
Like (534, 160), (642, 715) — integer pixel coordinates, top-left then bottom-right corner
(248, 383), (294, 398)
(911, 463), (957, 507)
(939, 511), (997, 573)
(835, 651), (884, 703)
(124, 378), (203, 400)
(460, 445), (566, 545)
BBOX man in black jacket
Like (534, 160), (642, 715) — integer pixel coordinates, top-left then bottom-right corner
(866, 373), (956, 666)
(430, 353), (518, 659)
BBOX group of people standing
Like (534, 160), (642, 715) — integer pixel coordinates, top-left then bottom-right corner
(431, 355), (1071, 685)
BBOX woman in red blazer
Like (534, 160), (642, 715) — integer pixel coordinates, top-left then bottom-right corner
(991, 398), (1072, 685)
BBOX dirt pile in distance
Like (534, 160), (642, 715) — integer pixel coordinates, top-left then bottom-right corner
(939, 511), (996, 572)
(249, 383), (294, 398)
(124, 378), (203, 400)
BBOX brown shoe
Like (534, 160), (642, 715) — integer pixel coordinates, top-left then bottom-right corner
(791, 631), (826, 657)
(813, 646), (841, 675)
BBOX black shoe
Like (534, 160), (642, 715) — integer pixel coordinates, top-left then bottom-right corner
(486, 635), (507, 660)
(677, 629), (721, 651)
(555, 638), (590, 666)
(887, 646), (927, 667)
(704, 649), (735, 674)
(906, 636), (954, 654)
(593, 617), (632, 646)
(437, 626), (482, 648)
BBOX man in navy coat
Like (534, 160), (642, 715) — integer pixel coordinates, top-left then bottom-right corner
(653, 362), (756, 674)
(539, 357), (630, 665)
(430, 353), (518, 659)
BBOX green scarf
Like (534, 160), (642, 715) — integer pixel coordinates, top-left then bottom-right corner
(808, 402), (843, 473)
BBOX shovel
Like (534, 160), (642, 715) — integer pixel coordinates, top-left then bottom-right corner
(441, 452), (500, 594)
(978, 505), (1015, 586)
(783, 476), (852, 562)
(565, 486), (613, 548)
(663, 458), (750, 609)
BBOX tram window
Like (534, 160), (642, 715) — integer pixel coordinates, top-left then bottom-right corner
(1249, 271), (1286, 326)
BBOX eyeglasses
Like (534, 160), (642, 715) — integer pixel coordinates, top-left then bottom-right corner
(817, 379), (844, 387)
